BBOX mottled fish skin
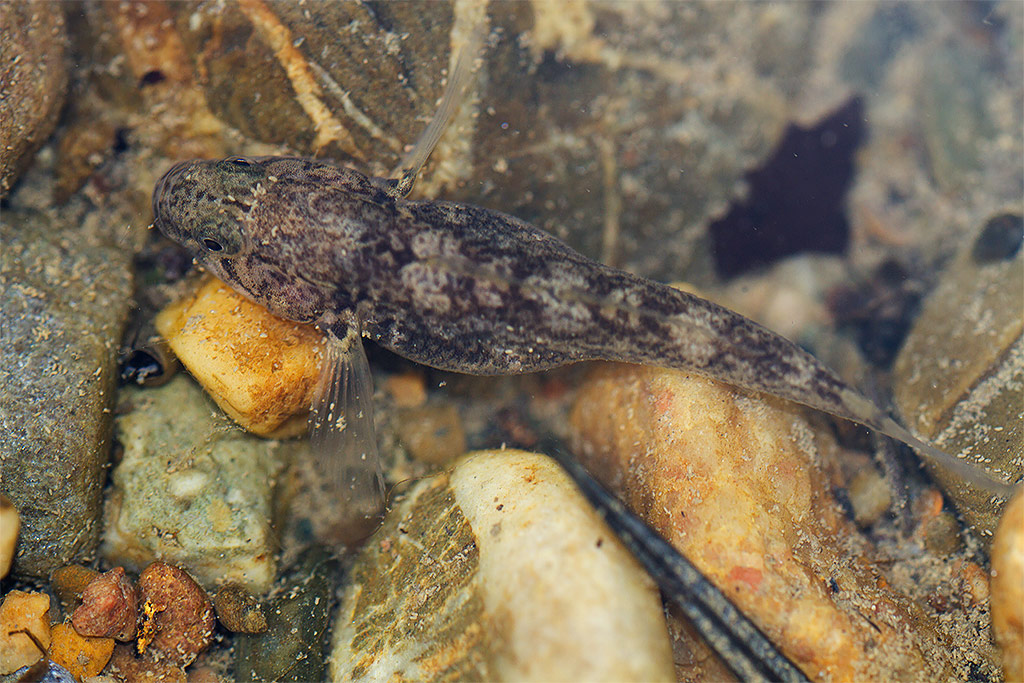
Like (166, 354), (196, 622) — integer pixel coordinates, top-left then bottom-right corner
(153, 156), (862, 426)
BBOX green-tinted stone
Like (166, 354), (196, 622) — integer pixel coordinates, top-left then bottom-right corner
(103, 375), (290, 592)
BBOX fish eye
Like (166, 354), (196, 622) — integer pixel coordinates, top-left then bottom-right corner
(226, 156), (252, 167)
(195, 220), (244, 256)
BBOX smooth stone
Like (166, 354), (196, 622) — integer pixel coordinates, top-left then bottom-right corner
(233, 546), (337, 682)
(0, 497), (18, 578)
(329, 450), (674, 682)
(0, 4), (67, 197)
(893, 213), (1023, 542)
(991, 488), (1024, 682)
(569, 364), (961, 680)
(0, 211), (132, 579)
(102, 375), (291, 593)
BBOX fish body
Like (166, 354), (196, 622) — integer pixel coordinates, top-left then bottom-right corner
(153, 155), (1014, 536)
(156, 157), (852, 413)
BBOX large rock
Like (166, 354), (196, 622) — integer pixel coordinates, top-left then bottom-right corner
(329, 450), (675, 682)
(569, 364), (964, 680)
(0, 211), (132, 579)
(893, 212), (1024, 541)
(0, 4), (67, 197)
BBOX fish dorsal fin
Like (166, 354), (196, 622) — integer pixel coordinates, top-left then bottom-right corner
(388, 13), (487, 199)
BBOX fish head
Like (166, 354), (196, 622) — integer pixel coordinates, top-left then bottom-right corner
(152, 156), (264, 269)
(153, 156), (329, 325)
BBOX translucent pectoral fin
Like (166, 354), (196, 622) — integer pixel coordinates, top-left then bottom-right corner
(309, 326), (385, 544)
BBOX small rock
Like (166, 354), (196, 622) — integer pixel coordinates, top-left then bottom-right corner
(234, 547), (337, 682)
(921, 512), (964, 556)
(991, 488), (1024, 682)
(212, 584), (266, 634)
(155, 274), (324, 438)
(47, 622), (114, 680)
(396, 403), (466, 465)
(847, 466), (891, 527)
(0, 497), (18, 578)
(136, 562), (215, 666)
(72, 567), (139, 641)
(50, 565), (100, 614)
(103, 375), (289, 593)
(0, 591), (51, 674)
(570, 364), (957, 680)
(383, 372), (428, 408)
(9, 659), (76, 683)
(329, 450), (674, 682)
(106, 643), (186, 683)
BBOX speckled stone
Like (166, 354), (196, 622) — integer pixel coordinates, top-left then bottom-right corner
(991, 488), (1024, 682)
(102, 375), (292, 593)
(569, 364), (962, 680)
(0, 4), (67, 197)
(233, 546), (337, 682)
(0, 211), (132, 579)
(893, 213), (1023, 542)
(329, 450), (674, 682)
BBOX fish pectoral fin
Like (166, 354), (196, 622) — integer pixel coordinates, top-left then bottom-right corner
(309, 325), (385, 544)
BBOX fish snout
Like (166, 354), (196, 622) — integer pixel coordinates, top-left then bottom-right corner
(152, 159), (199, 224)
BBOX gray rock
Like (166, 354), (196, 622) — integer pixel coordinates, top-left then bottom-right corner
(0, 4), (67, 197)
(233, 545), (338, 683)
(0, 210), (132, 579)
(103, 375), (292, 593)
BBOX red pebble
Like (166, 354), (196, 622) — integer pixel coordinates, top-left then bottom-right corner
(71, 567), (139, 641)
(137, 562), (216, 665)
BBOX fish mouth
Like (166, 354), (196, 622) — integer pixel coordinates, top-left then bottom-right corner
(152, 159), (200, 220)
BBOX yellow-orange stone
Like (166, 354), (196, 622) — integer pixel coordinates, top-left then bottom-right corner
(156, 274), (325, 437)
(0, 591), (51, 674)
(48, 622), (114, 680)
(570, 364), (956, 681)
(991, 488), (1024, 682)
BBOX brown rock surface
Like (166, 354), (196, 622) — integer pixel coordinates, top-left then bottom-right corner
(0, 4), (67, 197)
(136, 562), (216, 666)
(72, 566), (139, 641)
(569, 364), (959, 680)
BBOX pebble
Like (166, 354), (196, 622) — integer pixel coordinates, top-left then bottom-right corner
(847, 466), (892, 528)
(103, 375), (288, 593)
(212, 584), (267, 634)
(155, 274), (324, 438)
(569, 364), (958, 680)
(50, 565), (100, 614)
(47, 622), (114, 680)
(383, 372), (428, 408)
(991, 488), (1024, 682)
(8, 660), (76, 683)
(106, 643), (186, 683)
(71, 567), (139, 641)
(136, 562), (215, 666)
(893, 212), (1023, 541)
(329, 450), (675, 682)
(0, 497), (18, 578)
(0, 212), (132, 579)
(0, 591), (51, 674)
(396, 403), (467, 465)
(233, 546), (337, 682)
